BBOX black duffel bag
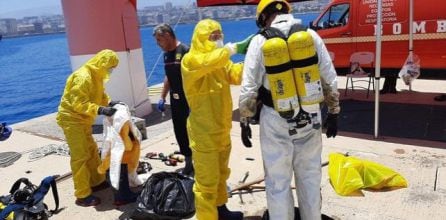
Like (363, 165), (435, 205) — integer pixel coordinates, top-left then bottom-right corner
(131, 172), (195, 220)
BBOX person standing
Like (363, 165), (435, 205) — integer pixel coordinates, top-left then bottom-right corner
(239, 0), (340, 219)
(153, 23), (193, 175)
(181, 19), (252, 220)
(57, 49), (120, 207)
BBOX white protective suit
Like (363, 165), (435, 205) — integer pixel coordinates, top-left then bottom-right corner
(239, 14), (340, 220)
(98, 103), (143, 189)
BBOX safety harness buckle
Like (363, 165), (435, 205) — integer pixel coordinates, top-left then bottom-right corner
(286, 110), (313, 136)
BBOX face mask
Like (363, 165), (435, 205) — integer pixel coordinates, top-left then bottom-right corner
(272, 14), (294, 25)
(214, 39), (224, 48)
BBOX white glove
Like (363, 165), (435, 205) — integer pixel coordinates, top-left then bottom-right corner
(224, 42), (237, 56)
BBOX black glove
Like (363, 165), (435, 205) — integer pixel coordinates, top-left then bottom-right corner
(98, 106), (117, 117)
(240, 119), (252, 148)
(324, 113), (338, 138)
(108, 100), (123, 107)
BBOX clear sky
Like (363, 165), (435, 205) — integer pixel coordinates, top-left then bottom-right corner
(0, 0), (190, 19)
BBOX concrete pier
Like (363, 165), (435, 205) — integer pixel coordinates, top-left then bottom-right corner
(1, 76), (445, 220)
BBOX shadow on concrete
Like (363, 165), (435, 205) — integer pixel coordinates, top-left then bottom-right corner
(338, 98), (446, 148)
(143, 104), (173, 127)
(231, 91), (446, 149)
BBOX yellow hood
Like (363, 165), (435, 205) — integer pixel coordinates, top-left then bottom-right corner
(190, 19), (222, 53)
(85, 49), (119, 81)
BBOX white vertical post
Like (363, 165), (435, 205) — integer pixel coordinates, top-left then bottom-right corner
(374, 0), (382, 138)
(408, 0), (414, 91)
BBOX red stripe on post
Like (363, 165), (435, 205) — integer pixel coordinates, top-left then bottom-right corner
(62, 0), (141, 55)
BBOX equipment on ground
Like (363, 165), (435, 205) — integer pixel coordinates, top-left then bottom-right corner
(229, 152), (349, 195)
(0, 122), (12, 141)
(131, 172), (195, 220)
(0, 176), (59, 220)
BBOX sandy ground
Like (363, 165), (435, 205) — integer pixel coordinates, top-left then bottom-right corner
(1, 76), (446, 220)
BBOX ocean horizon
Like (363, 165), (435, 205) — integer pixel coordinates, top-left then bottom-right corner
(0, 13), (318, 125)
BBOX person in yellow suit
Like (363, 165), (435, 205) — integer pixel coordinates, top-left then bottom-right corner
(181, 19), (252, 220)
(57, 49), (120, 207)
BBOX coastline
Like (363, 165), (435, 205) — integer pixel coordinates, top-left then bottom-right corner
(1, 11), (322, 39)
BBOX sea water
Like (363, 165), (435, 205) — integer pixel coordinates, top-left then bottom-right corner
(0, 13), (318, 125)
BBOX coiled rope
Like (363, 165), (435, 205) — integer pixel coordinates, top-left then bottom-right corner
(28, 143), (70, 162)
(0, 151), (22, 168)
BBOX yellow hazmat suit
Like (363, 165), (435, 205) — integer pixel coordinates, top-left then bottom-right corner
(181, 19), (243, 220)
(56, 49), (119, 199)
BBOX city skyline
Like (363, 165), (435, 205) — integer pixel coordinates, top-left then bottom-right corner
(0, 0), (190, 19)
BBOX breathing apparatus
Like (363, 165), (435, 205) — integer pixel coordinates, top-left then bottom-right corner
(258, 1), (323, 134)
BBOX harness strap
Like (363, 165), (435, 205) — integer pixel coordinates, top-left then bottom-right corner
(33, 176), (59, 213)
(265, 62), (292, 74)
(258, 86), (274, 108)
(0, 203), (25, 219)
(9, 178), (35, 195)
(290, 54), (318, 68)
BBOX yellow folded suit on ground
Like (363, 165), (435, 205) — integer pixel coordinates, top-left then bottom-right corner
(328, 153), (408, 196)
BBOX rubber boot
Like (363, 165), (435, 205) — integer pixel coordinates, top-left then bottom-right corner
(380, 75), (390, 94)
(217, 204), (243, 220)
(107, 164), (139, 206)
(388, 73), (398, 93)
(182, 156), (194, 176)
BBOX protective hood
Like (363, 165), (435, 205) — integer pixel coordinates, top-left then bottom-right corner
(85, 49), (119, 82)
(181, 19), (234, 80)
(270, 14), (301, 36)
(56, 49), (118, 125)
(190, 19), (222, 53)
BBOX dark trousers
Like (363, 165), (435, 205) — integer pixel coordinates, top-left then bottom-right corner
(171, 96), (192, 157)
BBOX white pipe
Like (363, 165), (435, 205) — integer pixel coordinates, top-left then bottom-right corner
(408, 0), (414, 90)
(409, 0), (414, 51)
(374, 0), (382, 138)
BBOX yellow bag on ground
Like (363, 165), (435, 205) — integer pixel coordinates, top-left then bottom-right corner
(328, 153), (408, 196)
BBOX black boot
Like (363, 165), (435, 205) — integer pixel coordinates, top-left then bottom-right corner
(388, 74), (398, 93)
(182, 156), (194, 176)
(380, 75), (390, 94)
(107, 164), (139, 206)
(217, 204), (243, 220)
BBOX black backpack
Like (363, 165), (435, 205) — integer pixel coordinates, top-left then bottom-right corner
(0, 176), (59, 220)
(131, 172), (195, 220)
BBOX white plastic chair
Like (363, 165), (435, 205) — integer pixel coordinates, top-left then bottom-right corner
(345, 51), (375, 98)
